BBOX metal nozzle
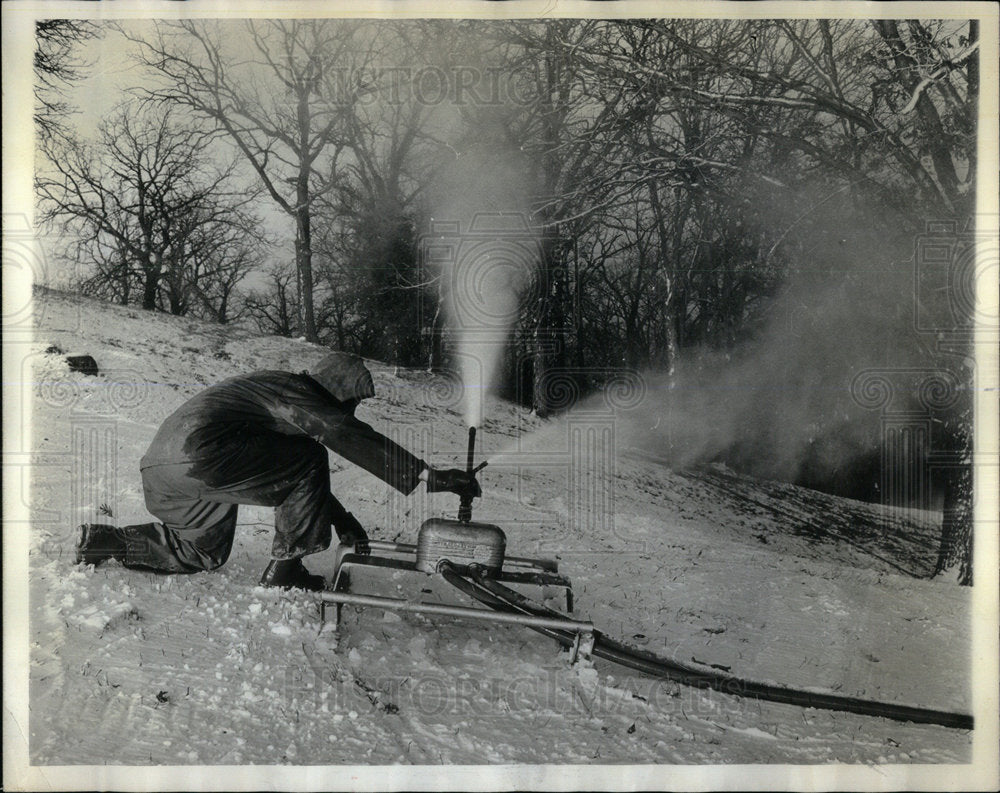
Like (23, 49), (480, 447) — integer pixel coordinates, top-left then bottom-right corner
(458, 426), (477, 523)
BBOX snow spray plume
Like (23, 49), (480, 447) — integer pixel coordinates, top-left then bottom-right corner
(493, 192), (961, 507)
(426, 144), (539, 429)
(615, 197), (960, 503)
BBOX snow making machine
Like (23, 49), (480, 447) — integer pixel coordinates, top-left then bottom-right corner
(320, 427), (598, 662)
(319, 427), (973, 731)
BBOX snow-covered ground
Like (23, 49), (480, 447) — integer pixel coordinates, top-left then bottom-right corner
(14, 288), (988, 780)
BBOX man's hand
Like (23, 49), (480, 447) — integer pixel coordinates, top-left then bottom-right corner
(335, 511), (371, 556)
(425, 467), (482, 499)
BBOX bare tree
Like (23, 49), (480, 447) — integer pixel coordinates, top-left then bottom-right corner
(34, 19), (98, 142)
(471, 18), (977, 580)
(124, 20), (367, 342)
(158, 204), (266, 320)
(577, 18), (978, 581)
(244, 262), (300, 337)
(37, 103), (259, 313)
(308, 22), (453, 365)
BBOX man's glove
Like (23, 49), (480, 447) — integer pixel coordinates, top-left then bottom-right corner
(334, 510), (370, 555)
(426, 468), (482, 499)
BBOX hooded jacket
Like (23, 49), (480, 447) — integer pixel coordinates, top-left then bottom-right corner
(140, 369), (426, 495)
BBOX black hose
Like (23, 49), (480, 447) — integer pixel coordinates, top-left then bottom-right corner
(439, 562), (973, 731)
(438, 562), (570, 647)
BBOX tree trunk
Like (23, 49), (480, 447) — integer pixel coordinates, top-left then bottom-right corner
(119, 242), (131, 305)
(119, 269), (130, 306)
(554, 245), (569, 368)
(648, 177), (678, 379)
(965, 20), (979, 184)
(872, 20), (961, 211)
(934, 423), (973, 585)
(428, 293), (444, 373)
(533, 237), (564, 417)
(532, 40), (564, 417)
(168, 287), (183, 315)
(141, 253), (160, 310)
(295, 180), (318, 342)
(532, 296), (551, 417)
(573, 236), (586, 371)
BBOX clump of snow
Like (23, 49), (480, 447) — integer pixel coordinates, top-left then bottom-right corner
(66, 601), (138, 633)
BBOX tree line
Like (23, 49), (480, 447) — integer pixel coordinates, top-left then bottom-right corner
(35, 18), (979, 582)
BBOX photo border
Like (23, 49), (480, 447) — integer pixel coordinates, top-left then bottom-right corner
(4, 2), (997, 791)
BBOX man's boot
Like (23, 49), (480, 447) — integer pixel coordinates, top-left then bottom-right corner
(259, 558), (327, 592)
(75, 523), (127, 565)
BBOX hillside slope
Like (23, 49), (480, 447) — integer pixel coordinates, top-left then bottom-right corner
(23, 288), (971, 766)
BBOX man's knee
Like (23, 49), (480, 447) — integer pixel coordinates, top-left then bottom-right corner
(141, 463), (199, 521)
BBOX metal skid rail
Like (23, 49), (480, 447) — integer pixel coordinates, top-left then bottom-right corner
(320, 540), (585, 653)
(327, 540), (574, 612)
(320, 591), (591, 634)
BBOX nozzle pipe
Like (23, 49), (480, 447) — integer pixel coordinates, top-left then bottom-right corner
(466, 426), (477, 474)
(458, 425), (477, 523)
